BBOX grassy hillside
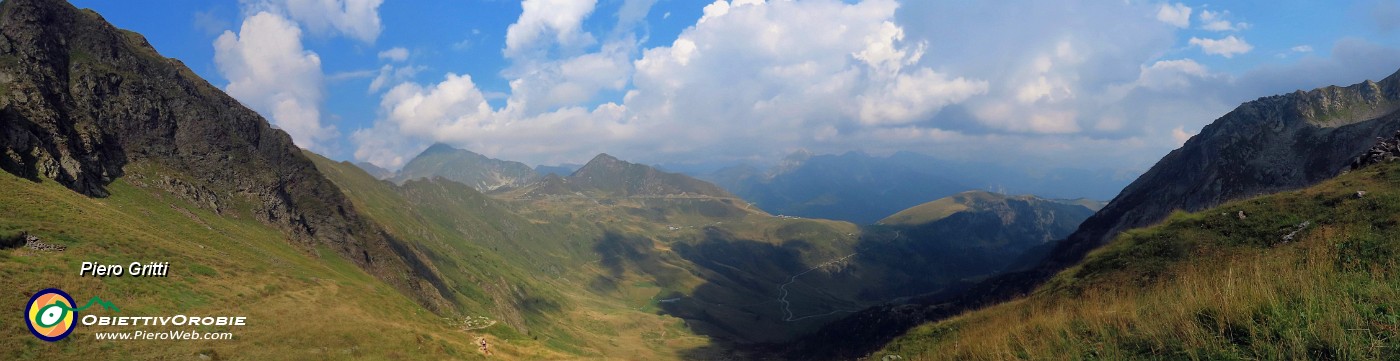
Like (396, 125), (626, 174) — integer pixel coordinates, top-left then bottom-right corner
(874, 161), (1400, 360)
(0, 145), (1115, 360)
(0, 163), (507, 360)
(316, 150), (889, 349)
(307, 152), (712, 360)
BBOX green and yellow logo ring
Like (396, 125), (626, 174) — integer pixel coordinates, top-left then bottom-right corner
(25, 288), (77, 342)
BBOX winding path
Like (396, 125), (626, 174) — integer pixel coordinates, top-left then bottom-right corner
(778, 253), (859, 322)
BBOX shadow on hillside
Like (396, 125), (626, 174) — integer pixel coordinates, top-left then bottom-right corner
(584, 220), (1056, 360)
(657, 227), (816, 343)
(589, 230), (691, 294)
(646, 224), (1037, 360)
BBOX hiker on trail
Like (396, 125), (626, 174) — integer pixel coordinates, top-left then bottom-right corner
(478, 338), (491, 355)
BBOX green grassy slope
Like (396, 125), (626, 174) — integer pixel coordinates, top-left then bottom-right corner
(874, 162), (1400, 360)
(309, 150), (1019, 347)
(0, 164), (498, 360)
(306, 152), (712, 360)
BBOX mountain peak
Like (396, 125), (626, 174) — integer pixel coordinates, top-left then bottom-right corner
(421, 143), (461, 154)
(586, 152), (622, 165)
(520, 153), (733, 198)
(396, 144), (539, 191)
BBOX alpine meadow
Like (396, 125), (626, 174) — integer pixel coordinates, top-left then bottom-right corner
(5, 0), (1400, 360)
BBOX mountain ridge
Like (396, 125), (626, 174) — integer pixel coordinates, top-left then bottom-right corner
(0, 0), (453, 312)
(1048, 67), (1400, 271)
(780, 67), (1400, 360)
(393, 143), (541, 191)
(520, 152), (736, 198)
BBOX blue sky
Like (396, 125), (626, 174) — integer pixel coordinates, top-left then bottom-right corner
(69, 0), (1400, 175)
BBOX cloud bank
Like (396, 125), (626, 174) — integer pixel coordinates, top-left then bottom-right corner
(205, 0), (1400, 176)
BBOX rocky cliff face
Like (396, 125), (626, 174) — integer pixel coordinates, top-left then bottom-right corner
(0, 0), (451, 311)
(1048, 70), (1400, 269)
(394, 143), (540, 191)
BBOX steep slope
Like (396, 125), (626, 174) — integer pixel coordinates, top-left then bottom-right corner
(394, 143), (540, 191)
(307, 152), (717, 360)
(1049, 70), (1400, 270)
(0, 158), (498, 359)
(874, 155), (1400, 360)
(784, 69), (1400, 360)
(522, 153), (734, 198)
(0, 0), (449, 310)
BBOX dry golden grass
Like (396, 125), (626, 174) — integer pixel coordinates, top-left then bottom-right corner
(876, 164), (1400, 361)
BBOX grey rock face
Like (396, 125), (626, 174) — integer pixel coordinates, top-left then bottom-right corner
(1047, 68), (1400, 269)
(0, 0), (451, 312)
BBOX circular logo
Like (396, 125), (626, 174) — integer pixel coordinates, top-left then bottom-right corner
(25, 288), (76, 342)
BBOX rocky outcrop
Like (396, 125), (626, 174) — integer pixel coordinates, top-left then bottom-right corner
(0, 0), (452, 312)
(1348, 130), (1400, 170)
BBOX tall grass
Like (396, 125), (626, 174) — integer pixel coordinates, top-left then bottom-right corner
(878, 163), (1400, 360)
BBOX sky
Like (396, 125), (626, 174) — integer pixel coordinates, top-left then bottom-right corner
(69, 0), (1400, 176)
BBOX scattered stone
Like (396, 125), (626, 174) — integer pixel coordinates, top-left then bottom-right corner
(1356, 190), (1367, 198)
(1281, 220), (1311, 243)
(1350, 130), (1400, 171)
(1237, 211), (1248, 220)
(23, 233), (65, 252)
(461, 316), (497, 330)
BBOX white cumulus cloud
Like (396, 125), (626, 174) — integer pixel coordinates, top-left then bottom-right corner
(1199, 9), (1248, 32)
(1190, 35), (1254, 58)
(1156, 3), (1192, 28)
(356, 0), (989, 167)
(256, 0), (384, 43)
(377, 47), (408, 62)
(504, 0), (599, 60)
(215, 11), (335, 151)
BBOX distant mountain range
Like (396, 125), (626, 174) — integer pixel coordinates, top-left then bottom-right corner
(534, 163), (581, 177)
(703, 150), (1126, 224)
(364, 141), (1121, 225)
(520, 153), (735, 198)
